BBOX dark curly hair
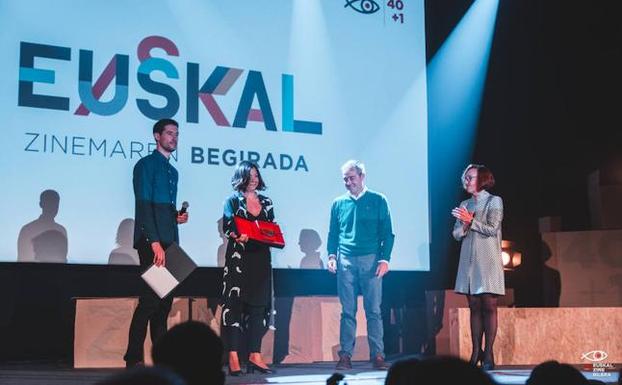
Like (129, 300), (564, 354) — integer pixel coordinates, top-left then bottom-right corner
(231, 161), (266, 192)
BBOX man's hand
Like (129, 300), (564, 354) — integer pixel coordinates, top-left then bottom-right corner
(151, 242), (166, 267)
(327, 255), (337, 274)
(375, 261), (389, 277)
(177, 212), (189, 224)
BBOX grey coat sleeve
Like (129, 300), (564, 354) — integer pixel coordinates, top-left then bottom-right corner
(452, 200), (469, 241)
(470, 196), (503, 237)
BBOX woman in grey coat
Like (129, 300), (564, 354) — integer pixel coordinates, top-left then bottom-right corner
(452, 164), (504, 370)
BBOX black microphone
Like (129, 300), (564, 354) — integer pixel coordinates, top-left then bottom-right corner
(179, 201), (189, 215)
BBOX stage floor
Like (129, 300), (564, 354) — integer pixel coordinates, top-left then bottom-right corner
(0, 361), (618, 385)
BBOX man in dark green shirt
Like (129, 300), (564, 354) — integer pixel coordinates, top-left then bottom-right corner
(124, 118), (188, 367)
(327, 160), (394, 370)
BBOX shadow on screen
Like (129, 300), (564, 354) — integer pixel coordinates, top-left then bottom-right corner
(298, 228), (324, 269)
(17, 189), (68, 263)
(108, 218), (139, 265)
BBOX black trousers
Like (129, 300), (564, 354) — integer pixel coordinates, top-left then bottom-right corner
(124, 242), (173, 363)
(223, 303), (267, 353)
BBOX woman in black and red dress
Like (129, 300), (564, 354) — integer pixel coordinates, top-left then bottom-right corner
(221, 161), (275, 376)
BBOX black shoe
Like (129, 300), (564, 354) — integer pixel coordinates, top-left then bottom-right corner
(247, 361), (274, 374)
(482, 351), (495, 370)
(336, 354), (352, 370)
(372, 355), (390, 370)
(125, 360), (143, 368)
(228, 367), (244, 376)
(469, 349), (484, 367)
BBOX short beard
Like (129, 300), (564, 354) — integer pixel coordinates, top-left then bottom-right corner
(161, 143), (176, 153)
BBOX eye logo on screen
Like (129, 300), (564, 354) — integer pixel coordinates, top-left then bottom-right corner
(581, 350), (608, 362)
(17, 36), (322, 135)
(345, 0), (380, 14)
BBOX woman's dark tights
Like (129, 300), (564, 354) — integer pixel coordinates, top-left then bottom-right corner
(467, 294), (498, 365)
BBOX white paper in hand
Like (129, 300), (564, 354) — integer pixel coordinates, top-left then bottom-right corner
(141, 265), (179, 298)
(140, 243), (197, 298)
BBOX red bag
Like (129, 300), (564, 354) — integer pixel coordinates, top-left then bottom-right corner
(233, 216), (285, 249)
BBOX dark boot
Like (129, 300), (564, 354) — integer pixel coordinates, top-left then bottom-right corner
(336, 354), (352, 370)
(372, 354), (390, 370)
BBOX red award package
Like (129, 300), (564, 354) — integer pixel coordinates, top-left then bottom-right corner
(233, 216), (285, 248)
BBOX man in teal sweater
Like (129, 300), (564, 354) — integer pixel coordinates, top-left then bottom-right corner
(327, 160), (395, 370)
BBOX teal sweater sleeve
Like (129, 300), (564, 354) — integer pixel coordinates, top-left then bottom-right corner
(327, 200), (340, 256)
(377, 195), (395, 261)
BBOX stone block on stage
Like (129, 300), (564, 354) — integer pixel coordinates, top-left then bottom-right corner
(73, 297), (213, 368)
(74, 295), (370, 368)
(449, 307), (622, 365)
(277, 296), (369, 364)
(433, 289), (514, 356)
